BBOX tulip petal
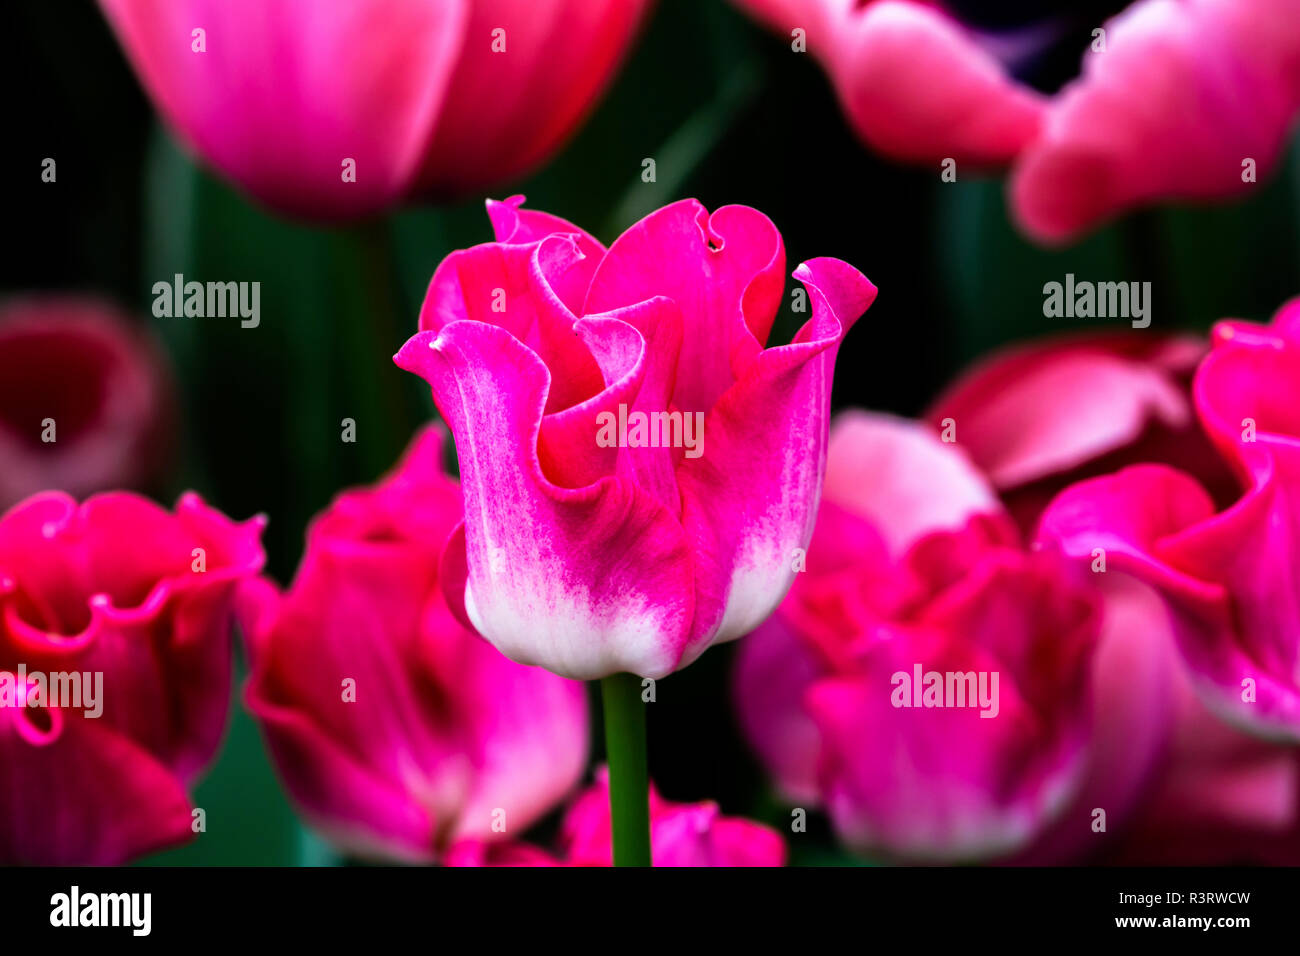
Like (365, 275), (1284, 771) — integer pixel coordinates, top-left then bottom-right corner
(585, 200), (786, 415)
(0, 710), (194, 865)
(817, 0), (1046, 163)
(1011, 0), (1300, 241)
(486, 195), (607, 315)
(822, 411), (1001, 558)
(677, 258), (875, 658)
(396, 324), (696, 679)
(100, 0), (469, 219)
(415, 0), (650, 195)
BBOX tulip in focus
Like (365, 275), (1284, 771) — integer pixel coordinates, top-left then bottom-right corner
(396, 196), (876, 680)
(733, 412), (1100, 861)
(239, 426), (589, 862)
(0, 490), (265, 864)
(99, 0), (651, 219)
(0, 297), (175, 513)
(1039, 298), (1300, 742)
(733, 0), (1300, 242)
(446, 768), (786, 866)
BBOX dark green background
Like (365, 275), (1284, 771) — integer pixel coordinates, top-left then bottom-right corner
(4, 0), (1298, 864)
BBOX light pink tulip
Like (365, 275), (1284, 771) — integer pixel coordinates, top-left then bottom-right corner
(1039, 298), (1300, 741)
(396, 197), (875, 680)
(0, 490), (265, 864)
(733, 0), (1300, 242)
(100, 0), (650, 219)
(239, 426), (588, 863)
(447, 767), (786, 866)
(734, 412), (1100, 861)
(0, 297), (174, 513)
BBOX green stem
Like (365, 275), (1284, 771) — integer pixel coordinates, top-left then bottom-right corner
(600, 673), (651, 867)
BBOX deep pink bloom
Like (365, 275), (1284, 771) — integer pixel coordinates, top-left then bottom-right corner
(734, 412), (1099, 860)
(396, 197), (875, 680)
(239, 426), (588, 863)
(447, 768), (787, 866)
(100, 0), (650, 219)
(0, 297), (174, 513)
(1039, 298), (1300, 741)
(928, 326), (1299, 863)
(734, 0), (1300, 242)
(0, 490), (265, 864)
(925, 331), (1229, 536)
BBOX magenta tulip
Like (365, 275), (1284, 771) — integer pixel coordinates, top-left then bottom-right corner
(733, 0), (1300, 242)
(446, 768), (786, 866)
(0, 490), (265, 864)
(925, 326), (1297, 863)
(734, 412), (1101, 860)
(100, 0), (651, 219)
(1039, 298), (1300, 741)
(395, 196), (875, 680)
(925, 331), (1231, 536)
(239, 426), (588, 862)
(0, 297), (174, 513)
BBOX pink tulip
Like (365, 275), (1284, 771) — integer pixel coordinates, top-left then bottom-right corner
(100, 0), (650, 219)
(925, 331), (1229, 536)
(447, 767), (786, 866)
(734, 412), (1100, 860)
(928, 325), (1299, 863)
(0, 297), (174, 513)
(1038, 298), (1300, 741)
(239, 426), (589, 863)
(0, 489), (265, 864)
(395, 197), (875, 680)
(733, 0), (1300, 242)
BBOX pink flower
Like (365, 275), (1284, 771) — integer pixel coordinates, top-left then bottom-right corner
(0, 489), (265, 864)
(395, 197), (875, 679)
(100, 0), (650, 219)
(0, 297), (175, 513)
(927, 325), (1300, 863)
(239, 426), (589, 863)
(925, 330), (1229, 536)
(1038, 298), (1300, 742)
(733, 0), (1300, 242)
(447, 768), (787, 866)
(733, 412), (1100, 861)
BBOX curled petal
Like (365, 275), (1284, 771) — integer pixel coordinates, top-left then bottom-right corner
(585, 200), (786, 415)
(678, 257), (875, 658)
(396, 325), (696, 679)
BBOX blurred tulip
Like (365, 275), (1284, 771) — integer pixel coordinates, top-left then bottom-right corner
(1039, 298), (1300, 741)
(929, 323), (1299, 863)
(239, 426), (588, 863)
(99, 0), (651, 219)
(925, 331), (1234, 536)
(0, 297), (174, 513)
(0, 489), (265, 864)
(734, 412), (1100, 861)
(396, 196), (874, 680)
(733, 0), (1300, 242)
(447, 767), (786, 866)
